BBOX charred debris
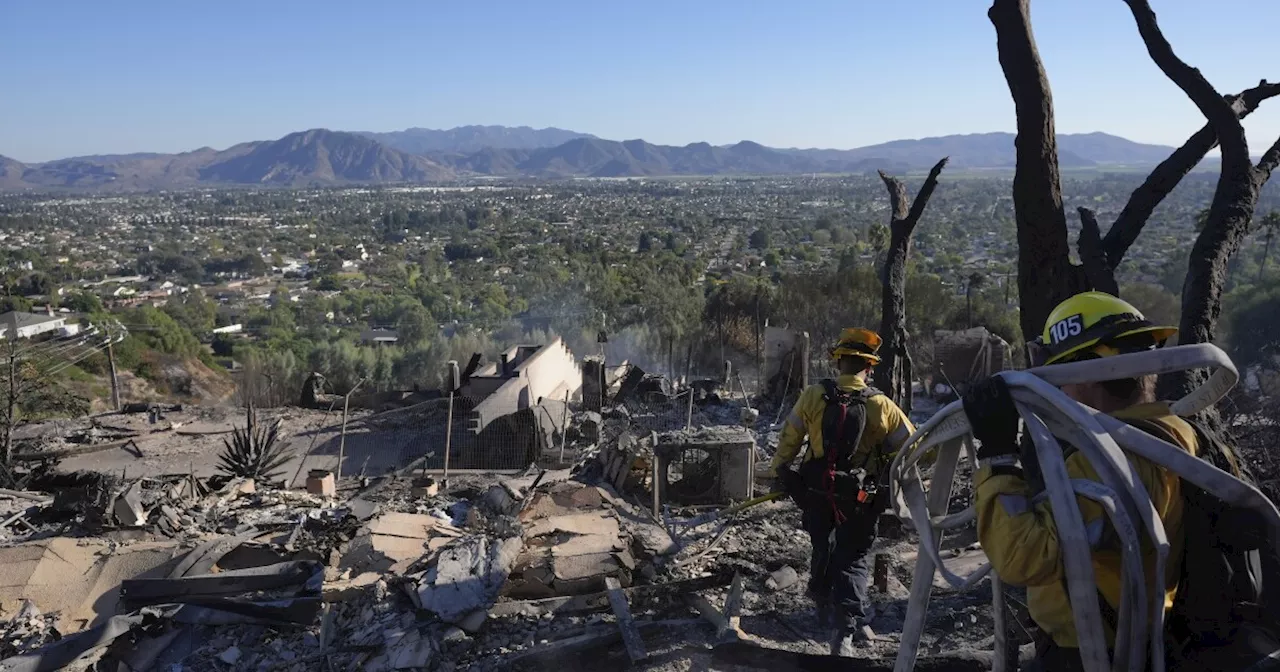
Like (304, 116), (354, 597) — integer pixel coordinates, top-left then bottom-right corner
(0, 344), (1001, 672)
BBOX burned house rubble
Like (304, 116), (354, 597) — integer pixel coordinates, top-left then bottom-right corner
(0, 360), (1012, 672)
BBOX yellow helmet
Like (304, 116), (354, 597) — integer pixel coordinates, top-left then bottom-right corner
(831, 327), (882, 365)
(1039, 291), (1177, 366)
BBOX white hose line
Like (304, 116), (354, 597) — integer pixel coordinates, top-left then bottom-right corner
(891, 344), (1238, 672)
(1095, 414), (1280, 548)
(1020, 408), (1112, 672)
(891, 344), (1237, 490)
(893, 438), (963, 672)
(1071, 478), (1150, 672)
(991, 573), (1010, 672)
(1024, 343), (1238, 418)
(1011, 381), (1169, 672)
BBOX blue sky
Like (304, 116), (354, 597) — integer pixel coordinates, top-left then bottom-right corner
(2, 0), (1278, 162)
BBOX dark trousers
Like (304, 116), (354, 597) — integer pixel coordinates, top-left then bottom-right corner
(802, 502), (878, 630)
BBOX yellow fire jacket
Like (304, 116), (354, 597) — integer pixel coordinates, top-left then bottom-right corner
(769, 374), (916, 477)
(975, 401), (1198, 649)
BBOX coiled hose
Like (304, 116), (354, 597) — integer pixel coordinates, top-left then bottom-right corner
(888, 343), (1280, 672)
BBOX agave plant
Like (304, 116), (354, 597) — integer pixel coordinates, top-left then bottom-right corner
(217, 403), (291, 481)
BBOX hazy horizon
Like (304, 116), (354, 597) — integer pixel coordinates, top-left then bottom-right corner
(2, 0), (1278, 162)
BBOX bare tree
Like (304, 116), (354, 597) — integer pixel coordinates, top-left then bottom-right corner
(874, 157), (949, 414)
(1122, 0), (1280, 396)
(988, 0), (1280, 347)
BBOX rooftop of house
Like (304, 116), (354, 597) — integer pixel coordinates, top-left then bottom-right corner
(0, 311), (68, 329)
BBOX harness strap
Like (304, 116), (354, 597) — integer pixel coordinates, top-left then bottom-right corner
(827, 403), (848, 525)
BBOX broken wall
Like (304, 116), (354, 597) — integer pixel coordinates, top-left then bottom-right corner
(933, 327), (1012, 391)
(469, 338), (581, 432)
(763, 327), (809, 401)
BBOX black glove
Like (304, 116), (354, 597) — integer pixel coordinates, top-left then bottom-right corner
(962, 375), (1020, 461)
(775, 467), (805, 499)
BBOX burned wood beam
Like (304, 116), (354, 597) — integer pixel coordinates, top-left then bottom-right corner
(710, 640), (1003, 671)
(1101, 80), (1280, 267)
(604, 577), (647, 663)
(1077, 207), (1119, 296)
(721, 572), (744, 641)
(488, 572), (733, 618)
(502, 619), (704, 667)
(684, 593), (729, 633)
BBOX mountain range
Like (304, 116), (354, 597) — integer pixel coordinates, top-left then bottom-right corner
(0, 126), (1182, 192)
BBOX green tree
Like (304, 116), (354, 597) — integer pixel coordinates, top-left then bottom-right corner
(1120, 283), (1181, 341)
(748, 229), (770, 250)
(124, 307), (202, 358)
(1223, 284), (1280, 372)
(163, 291), (218, 337)
(63, 292), (104, 315)
(396, 304), (435, 346)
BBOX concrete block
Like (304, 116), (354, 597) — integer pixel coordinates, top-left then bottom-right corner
(411, 477), (439, 498)
(306, 470), (336, 498)
(339, 512), (462, 575)
(323, 572), (383, 602)
(113, 482), (146, 527)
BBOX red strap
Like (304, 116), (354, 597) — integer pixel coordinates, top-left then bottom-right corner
(827, 405), (847, 526)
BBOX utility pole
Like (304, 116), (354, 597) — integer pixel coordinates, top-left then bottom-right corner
(106, 342), (120, 412)
(754, 262), (763, 396)
(3, 340), (15, 469)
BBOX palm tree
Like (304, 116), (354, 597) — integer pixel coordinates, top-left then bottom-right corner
(966, 272), (987, 328)
(1258, 211), (1280, 284)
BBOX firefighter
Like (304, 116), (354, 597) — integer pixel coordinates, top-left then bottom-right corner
(963, 291), (1191, 671)
(771, 327), (916, 656)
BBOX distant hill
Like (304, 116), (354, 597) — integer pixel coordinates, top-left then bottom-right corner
(0, 155), (27, 189)
(0, 129), (1188, 191)
(199, 129), (453, 185)
(776, 132), (1176, 170)
(358, 125), (596, 154)
(441, 138), (899, 178)
(0, 131), (452, 190)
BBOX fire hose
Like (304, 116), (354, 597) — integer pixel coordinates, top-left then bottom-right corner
(888, 343), (1280, 672)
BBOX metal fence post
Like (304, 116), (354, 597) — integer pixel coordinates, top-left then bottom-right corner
(336, 378), (365, 480)
(559, 389), (570, 463)
(442, 391), (455, 486)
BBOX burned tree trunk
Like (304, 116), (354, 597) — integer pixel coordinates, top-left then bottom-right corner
(1122, 0), (1280, 399)
(988, 0), (1089, 345)
(992, 0), (1280, 377)
(874, 158), (949, 414)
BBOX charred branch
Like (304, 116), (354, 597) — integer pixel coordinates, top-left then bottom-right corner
(1255, 134), (1280, 187)
(989, 0), (1086, 342)
(1101, 80), (1280, 269)
(1122, 0), (1244, 158)
(1123, 0), (1268, 403)
(874, 157), (948, 414)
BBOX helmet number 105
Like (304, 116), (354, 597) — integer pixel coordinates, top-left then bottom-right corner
(1050, 314), (1084, 345)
